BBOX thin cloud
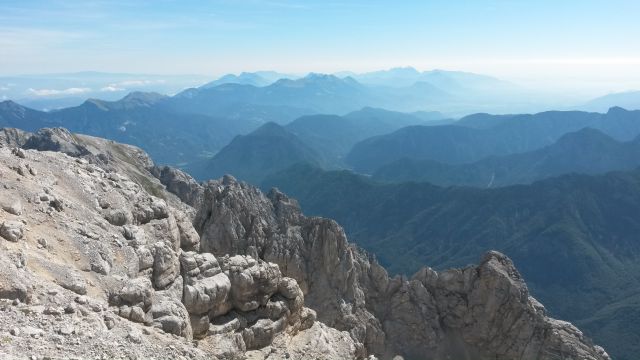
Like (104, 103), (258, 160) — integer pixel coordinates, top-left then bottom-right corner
(99, 79), (167, 92)
(27, 87), (92, 97)
(117, 79), (166, 86)
(100, 85), (125, 92)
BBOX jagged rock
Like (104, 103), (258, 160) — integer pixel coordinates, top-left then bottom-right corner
(225, 256), (281, 312)
(0, 220), (24, 242)
(49, 196), (64, 211)
(278, 277), (302, 300)
(142, 214), (181, 252)
(137, 246), (155, 271)
(104, 209), (130, 226)
(149, 297), (193, 339)
(0, 128), (30, 148)
(152, 242), (180, 289)
(175, 211), (200, 251)
(22, 128), (90, 157)
(195, 176), (611, 360)
(1, 198), (22, 215)
(0, 274), (30, 302)
(181, 251), (231, 330)
(57, 273), (88, 295)
(151, 165), (203, 209)
(132, 198), (169, 225)
(111, 277), (154, 310)
(183, 270), (230, 316)
(11, 147), (26, 158)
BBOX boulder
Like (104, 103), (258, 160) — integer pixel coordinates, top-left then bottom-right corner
(0, 220), (24, 242)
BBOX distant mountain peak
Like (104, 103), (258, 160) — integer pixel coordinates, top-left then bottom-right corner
(81, 98), (110, 111)
(607, 106), (629, 115)
(121, 91), (166, 105)
(555, 127), (616, 146)
(78, 91), (165, 111)
(200, 71), (294, 89)
(272, 73), (362, 89)
(383, 66), (421, 75)
(249, 121), (291, 137)
(0, 100), (23, 109)
(303, 73), (343, 81)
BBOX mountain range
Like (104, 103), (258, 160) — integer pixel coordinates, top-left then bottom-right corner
(199, 71), (295, 88)
(0, 71), (210, 110)
(581, 90), (640, 112)
(348, 67), (517, 94)
(347, 107), (640, 174)
(373, 127), (640, 187)
(185, 122), (325, 184)
(186, 107), (447, 183)
(0, 93), (257, 165)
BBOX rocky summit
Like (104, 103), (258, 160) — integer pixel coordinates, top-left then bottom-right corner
(0, 127), (609, 360)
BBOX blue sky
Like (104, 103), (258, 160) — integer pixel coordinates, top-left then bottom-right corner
(1, 0), (640, 92)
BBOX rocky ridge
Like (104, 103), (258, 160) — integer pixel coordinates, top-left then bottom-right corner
(0, 127), (610, 360)
(191, 175), (610, 360)
(0, 128), (354, 359)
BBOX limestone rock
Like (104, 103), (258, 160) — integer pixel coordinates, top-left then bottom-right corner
(152, 242), (180, 289)
(1, 198), (22, 215)
(22, 128), (90, 157)
(151, 165), (203, 209)
(149, 297), (193, 339)
(0, 128), (30, 148)
(1, 220), (24, 242)
(195, 176), (611, 360)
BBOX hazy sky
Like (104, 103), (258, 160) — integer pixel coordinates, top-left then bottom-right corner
(2, 0), (640, 94)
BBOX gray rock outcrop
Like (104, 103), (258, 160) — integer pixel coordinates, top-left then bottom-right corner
(22, 127), (91, 157)
(194, 176), (610, 360)
(151, 165), (204, 209)
(0, 129), (355, 360)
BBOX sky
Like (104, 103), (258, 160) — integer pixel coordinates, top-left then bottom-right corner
(1, 0), (640, 94)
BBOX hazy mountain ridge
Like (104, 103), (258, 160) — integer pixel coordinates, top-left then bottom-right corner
(0, 97), (257, 165)
(347, 107), (640, 173)
(0, 72), (210, 111)
(373, 127), (640, 187)
(200, 71), (295, 88)
(185, 106), (448, 183)
(186, 122), (325, 184)
(581, 91), (640, 112)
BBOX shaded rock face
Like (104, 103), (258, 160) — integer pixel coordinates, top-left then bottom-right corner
(194, 177), (610, 360)
(151, 165), (204, 209)
(0, 128), (30, 148)
(22, 127), (91, 157)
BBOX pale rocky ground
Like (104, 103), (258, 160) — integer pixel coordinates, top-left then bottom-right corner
(0, 127), (610, 360)
(0, 128), (355, 360)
